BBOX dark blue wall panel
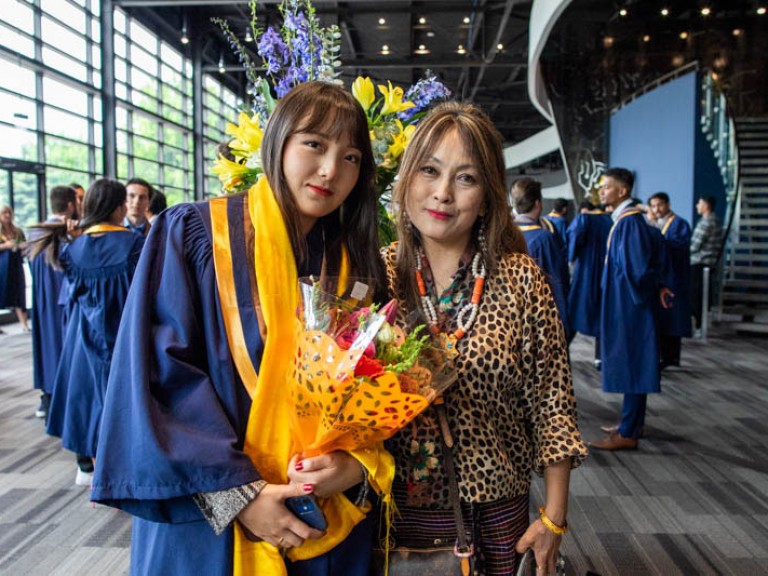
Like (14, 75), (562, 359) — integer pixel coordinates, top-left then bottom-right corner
(609, 71), (700, 224)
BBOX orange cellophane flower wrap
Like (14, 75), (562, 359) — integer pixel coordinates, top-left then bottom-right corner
(291, 326), (441, 458)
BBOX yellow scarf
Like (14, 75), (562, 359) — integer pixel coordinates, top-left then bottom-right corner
(210, 177), (393, 575)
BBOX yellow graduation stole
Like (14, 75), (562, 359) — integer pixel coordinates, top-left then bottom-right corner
(210, 177), (393, 575)
(661, 213), (676, 236)
(605, 209), (642, 262)
(82, 224), (131, 234)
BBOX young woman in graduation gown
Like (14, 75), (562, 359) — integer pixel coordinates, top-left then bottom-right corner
(91, 81), (391, 576)
(45, 179), (145, 478)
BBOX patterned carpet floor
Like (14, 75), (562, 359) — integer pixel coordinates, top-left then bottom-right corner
(1, 322), (767, 575)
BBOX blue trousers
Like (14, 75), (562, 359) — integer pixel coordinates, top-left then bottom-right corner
(618, 393), (647, 439)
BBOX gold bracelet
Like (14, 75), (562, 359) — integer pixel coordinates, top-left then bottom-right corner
(538, 506), (568, 535)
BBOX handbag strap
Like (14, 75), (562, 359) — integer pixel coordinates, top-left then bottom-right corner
(434, 399), (474, 568)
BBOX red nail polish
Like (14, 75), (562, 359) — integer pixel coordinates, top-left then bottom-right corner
(302, 483), (314, 492)
(295, 461), (304, 471)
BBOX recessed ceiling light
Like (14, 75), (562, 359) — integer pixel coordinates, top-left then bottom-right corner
(643, 35), (651, 42)
(732, 28), (742, 36)
(619, 8), (628, 16)
(660, 7), (669, 16)
(700, 7), (711, 16)
(603, 36), (614, 48)
(378, 17), (386, 25)
(427, 31), (435, 38)
(463, 16), (470, 24)
(457, 44), (466, 54)
(419, 17), (426, 25)
(244, 29), (253, 42)
(672, 54), (684, 66)
(679, 31), (689, 40)
(496, 43), (503, 51)
(758, 6), (767, 15)
(415, 44), (430, 54)
(381, 44), (390, 54)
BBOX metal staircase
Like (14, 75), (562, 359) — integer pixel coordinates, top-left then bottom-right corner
(720, 117), (768, 332)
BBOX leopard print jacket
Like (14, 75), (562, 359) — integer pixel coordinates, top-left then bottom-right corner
(383, 244), (588, 508)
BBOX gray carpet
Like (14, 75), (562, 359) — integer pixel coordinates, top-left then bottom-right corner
(1, 322), (767, 575)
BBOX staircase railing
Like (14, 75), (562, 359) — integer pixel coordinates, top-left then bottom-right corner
(699, 71), (741, 317)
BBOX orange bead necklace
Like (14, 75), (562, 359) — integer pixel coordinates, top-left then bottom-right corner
(415, 249), (486, 359)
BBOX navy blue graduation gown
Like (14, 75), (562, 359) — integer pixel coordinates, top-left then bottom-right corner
(567, 212), (613, 337)
(543, 213), (568, 247)
(91, 198), (373, 576)
(29, 220), (66, 394)
(0, 240), (26, 308)
(600, 211), (662, 395)
(656, 215), (693, 337)
(518, 218), (570, 336)
(46, 229), (144, 456)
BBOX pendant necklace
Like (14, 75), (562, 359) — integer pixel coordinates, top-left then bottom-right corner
(415, 249), (486, 360)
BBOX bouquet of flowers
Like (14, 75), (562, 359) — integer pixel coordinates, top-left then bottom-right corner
(211, 0), (451, 242)
(290, 277), (456, 457)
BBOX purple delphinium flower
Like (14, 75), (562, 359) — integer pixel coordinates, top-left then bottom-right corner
(257, 27), (289, 75)
(397, 74), (452, 122)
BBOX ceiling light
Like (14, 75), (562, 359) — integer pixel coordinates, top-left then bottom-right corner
(732, 28), (743, 36)
(415, 44), (430, 54)
(643, 34), (651, 42)
(418, 17), (426, 25)
(619, 8), (628, 16)
(244, 28), (253, 42)
(679, 31), (689, 40)
(672, 54), (684, 66)
(700, 7), (711, 16)
(660, 7), (669, 16)
(603, 36), (614, 48)
(463, 16), (470, 24)
(427, 31), (435, 38)
(378, 17), (386, 25)
(218, 55), (225, 73)
(496, 43), (503, 51)
(758, 6), (767, 15)
(180, 13), (189, 45)
(381, 44), (390, 54)
(457, 44), (466, 54)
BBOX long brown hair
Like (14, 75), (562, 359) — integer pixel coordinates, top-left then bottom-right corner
(0, 205), (23, 242)
(391, 101), (527, 309)
(260, 81), (386, 298)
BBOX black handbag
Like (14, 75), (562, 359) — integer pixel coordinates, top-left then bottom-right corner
(371, 401), (483, 576)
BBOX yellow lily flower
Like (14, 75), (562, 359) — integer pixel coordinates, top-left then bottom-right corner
(352, 76), (376, 112)
(387, 120), (416, 160)
(212, 154), (253, 191)
(378, 81), (415, 116)
(225, 112), (263, 155)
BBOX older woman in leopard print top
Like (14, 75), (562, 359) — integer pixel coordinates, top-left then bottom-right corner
(381, 102), (588, 576)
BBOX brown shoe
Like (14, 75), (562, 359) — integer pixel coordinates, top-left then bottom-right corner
(589, 432), (638, 451)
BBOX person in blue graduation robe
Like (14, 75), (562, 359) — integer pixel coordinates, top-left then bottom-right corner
(92, 82), (390, 576)
(91, 198), (375, 576)
(46, 220), (144, 459)
(647, 192), (692, 368)
(543, 197), (569, 248)
(591, 169), (670, 451)
(511, 178), (570, 338)
(566, 208), (613, 340)
(28, 186), (79, 416)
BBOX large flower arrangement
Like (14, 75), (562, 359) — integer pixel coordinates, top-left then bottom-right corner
(211, 0), (450, 243)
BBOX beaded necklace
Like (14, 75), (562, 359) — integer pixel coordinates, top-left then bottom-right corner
(415, 248), (487, 359)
